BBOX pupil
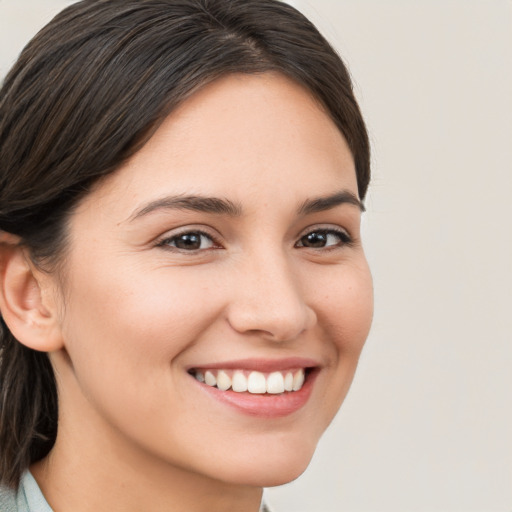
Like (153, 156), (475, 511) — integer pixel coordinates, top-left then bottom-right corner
(176, 233), (201, 250)
(304, 232), (326, 248)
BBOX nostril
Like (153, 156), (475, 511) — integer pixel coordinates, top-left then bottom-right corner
(226, 301), (316, 342)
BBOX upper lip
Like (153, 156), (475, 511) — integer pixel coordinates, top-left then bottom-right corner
(187, 357), (320, 373)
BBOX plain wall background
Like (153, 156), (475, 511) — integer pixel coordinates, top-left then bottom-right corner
(1, 1), (511, 511)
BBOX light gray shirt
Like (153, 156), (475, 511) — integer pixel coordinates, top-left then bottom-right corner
(0, 472), (52, 512)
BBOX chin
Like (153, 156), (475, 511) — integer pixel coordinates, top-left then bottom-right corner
(212, 434), (319, 487)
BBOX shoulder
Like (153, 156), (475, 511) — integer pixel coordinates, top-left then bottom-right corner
(0, 483), (18, 512)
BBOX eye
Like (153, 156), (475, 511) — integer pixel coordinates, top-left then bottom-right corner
(157, 230), (217, 251)
(296, 228), (352, 249)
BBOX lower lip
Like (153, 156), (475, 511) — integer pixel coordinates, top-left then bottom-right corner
(191, 370), (318, 418)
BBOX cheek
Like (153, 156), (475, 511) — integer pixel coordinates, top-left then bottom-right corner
(315, 260), (374, 353)
(59, 260), (224, 387)
(311, 260), (373, 418)
(56, 261), (228, 447)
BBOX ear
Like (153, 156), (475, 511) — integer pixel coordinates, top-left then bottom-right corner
(0, 232), (64, 352)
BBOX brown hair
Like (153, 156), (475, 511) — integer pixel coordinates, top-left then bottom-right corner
(0, 0), (370, 488)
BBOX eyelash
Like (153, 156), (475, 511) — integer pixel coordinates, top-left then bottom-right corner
(156, 229), (220, 252)
(156, 227), (353, 253)
(295, 227), (353, 250)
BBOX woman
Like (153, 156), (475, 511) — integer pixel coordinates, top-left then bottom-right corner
(0, 0), (373, 510)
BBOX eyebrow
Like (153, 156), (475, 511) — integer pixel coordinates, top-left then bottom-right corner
(298, 190), (365, 215)
(129, 195), (243, 221)
(129, 189), (364, 222)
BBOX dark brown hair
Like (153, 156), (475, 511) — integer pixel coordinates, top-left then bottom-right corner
(0, 0), (370, 488)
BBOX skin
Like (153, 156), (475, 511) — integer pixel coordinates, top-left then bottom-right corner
(28, 72), (373, 512)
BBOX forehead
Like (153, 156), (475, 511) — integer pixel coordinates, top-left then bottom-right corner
(75, 72), (357, 220)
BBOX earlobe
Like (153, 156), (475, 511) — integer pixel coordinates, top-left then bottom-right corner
(0, 234), (64, 352)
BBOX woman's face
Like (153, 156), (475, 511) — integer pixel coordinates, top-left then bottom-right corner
(48, 73), (373, 487)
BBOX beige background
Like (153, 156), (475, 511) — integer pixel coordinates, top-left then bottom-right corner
(1, 1), (511, 511)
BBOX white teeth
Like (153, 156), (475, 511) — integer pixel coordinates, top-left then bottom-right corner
(292, 369), (305, 391)
(266, 372), (285, 394)
(194, 368), (307, 393)
(204, 370), (217, 387)
(284, 372), (294, 392)
(216, 370), (231, 391)
(232, 371), (248, 392)
(248, 371), (267, 394)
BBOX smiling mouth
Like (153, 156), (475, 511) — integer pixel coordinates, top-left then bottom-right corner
(189, 368), (309, 394)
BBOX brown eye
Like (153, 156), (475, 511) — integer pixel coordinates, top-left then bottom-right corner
(296, 229), (351, 249)
(161, 231), (215, 251)
(301, 232), (328, 248)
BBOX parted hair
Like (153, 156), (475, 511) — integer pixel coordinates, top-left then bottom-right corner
(0, 0), (370, 488)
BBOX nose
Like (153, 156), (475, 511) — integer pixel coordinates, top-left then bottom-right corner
(226, 251), (317, 342)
